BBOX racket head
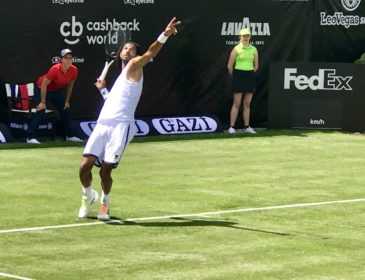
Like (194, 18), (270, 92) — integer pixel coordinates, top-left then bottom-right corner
(105, 25), (132, 59)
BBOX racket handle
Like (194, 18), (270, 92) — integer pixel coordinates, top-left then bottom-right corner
(98, 60), (115, 80)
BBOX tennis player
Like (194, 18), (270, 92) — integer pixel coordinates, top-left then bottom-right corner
(78, 17), (181, 221)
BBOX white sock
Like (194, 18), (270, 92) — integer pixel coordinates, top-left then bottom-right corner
(82, 186), (93, 198)
(100, 192), (110, 204)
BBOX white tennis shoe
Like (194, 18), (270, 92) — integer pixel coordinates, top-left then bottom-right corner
(78, 190), (99, 218)
(26, 138), (41, 144)
(228, 127), (236, 134)
(243, 127), (257, 134)
(66, 136), (83, 142)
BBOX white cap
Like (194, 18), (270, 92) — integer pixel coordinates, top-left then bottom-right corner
(60, 48), (72, 57)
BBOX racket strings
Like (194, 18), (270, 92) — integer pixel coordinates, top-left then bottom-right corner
(105, 28), (131, 58)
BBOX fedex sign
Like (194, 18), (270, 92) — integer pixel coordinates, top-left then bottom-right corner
(284, 68), (353, 91)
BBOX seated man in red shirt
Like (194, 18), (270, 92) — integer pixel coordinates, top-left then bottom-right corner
(27, 49), (82, 144)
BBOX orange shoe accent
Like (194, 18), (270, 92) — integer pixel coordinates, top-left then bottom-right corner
(99, 203), (109, 214)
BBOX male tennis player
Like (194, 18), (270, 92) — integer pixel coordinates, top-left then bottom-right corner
(78, 17), (181, 221)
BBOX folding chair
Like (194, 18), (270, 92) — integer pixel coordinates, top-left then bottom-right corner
(6, 82), (54, 118)
(5, 82), (58, 140)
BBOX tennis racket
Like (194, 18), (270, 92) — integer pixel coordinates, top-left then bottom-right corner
(98, 24), (131, 80)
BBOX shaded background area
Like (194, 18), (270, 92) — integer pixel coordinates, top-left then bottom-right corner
(0, 0), (364, 127)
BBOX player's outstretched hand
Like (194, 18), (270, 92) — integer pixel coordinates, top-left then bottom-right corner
(164, 17), (181, 36)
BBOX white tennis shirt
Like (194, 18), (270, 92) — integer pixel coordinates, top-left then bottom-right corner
(97, 64), (143, 124)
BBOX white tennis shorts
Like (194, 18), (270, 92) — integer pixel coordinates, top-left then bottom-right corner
(83, 121), (135, 167)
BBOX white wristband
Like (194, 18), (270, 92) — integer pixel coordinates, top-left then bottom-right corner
(157, 32), (169, 44)
(99, 88), (109, 99)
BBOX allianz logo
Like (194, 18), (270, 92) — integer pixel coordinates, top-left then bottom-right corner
(221, 18), (270, 36)
(10, 122), (28, 130)
(284, 68), (353, 91)
(10, 122), (53, 130)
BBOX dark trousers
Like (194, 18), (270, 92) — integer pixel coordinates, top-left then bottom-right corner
(29, 87), (74, 139)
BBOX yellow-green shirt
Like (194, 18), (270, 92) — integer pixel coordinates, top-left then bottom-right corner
(234, 43), (257, 71)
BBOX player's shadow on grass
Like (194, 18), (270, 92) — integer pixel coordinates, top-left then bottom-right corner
(88, 216), (329, 239)
(105, 217), (292, 237)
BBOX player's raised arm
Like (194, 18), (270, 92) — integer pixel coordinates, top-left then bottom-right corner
(129, 17), (181, 70)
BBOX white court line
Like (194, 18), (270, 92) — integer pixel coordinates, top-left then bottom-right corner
(125, 198), (365, 221)
(1, 198), (364, 234)
(0, 272), (34, 280)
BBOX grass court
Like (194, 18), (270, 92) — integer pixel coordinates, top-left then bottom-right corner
(0, 130), (365, 279)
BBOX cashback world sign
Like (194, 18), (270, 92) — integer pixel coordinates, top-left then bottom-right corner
(60, 16), (140, 45)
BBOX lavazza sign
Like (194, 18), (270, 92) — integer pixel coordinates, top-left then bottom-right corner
(284, 68), (353, 91)
(221, 17), (271, 36)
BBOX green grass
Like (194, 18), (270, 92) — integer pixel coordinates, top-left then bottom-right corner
(1, 130), (365, 279)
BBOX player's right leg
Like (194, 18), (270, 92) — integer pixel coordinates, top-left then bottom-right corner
(78, 156), (99, 218)
(96, 122), (134, 221)
(78, 123), (108, 218)
(78, 188), (99, 218)
(97, 163), (114, 221)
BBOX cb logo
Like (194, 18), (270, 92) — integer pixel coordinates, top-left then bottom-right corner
(60, 16), (83, 45)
